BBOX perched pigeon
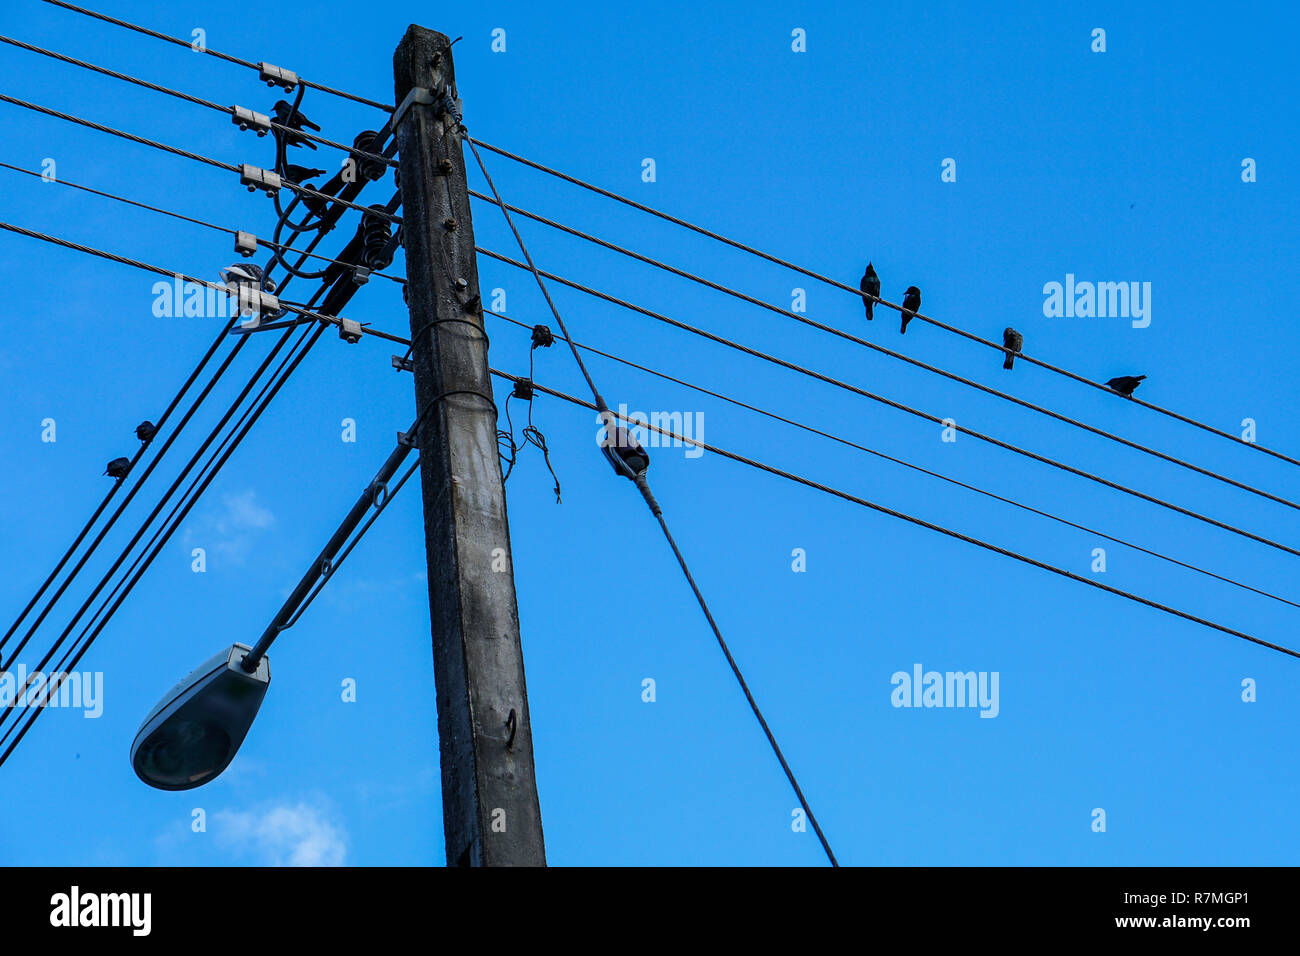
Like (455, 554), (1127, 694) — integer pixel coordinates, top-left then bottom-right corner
(900, 286), (921, 334)
(859, 263), (880, 321)
(271, 100), (321, 150)
(135, 420), (157, 442)
(104, 457), (130, 480)
(220, 263), (278, 295)
(1106, 374), (1146, 397)
(1002, 328), (1024, 370)
(282, 164), (326, 183)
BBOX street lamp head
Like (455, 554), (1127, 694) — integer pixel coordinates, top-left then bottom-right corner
(131, 644), (270, 791)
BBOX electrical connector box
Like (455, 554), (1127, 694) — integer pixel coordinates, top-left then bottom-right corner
(239, 164), (281, 196)
(234, 231), (258, 257)
(338, 318), (363, 344)
(258, 62), (298, 92)
(231, 105), (271, 136)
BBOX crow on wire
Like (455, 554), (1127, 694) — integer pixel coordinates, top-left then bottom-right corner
(859, 262), (880, 320)
(1106, 374), (1146, 397)
(900, 286), (921, 334)
(1002, 328), (1024, 370)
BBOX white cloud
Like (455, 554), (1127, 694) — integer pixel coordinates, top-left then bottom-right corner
(214, 800), (347, 866)
(183, 489), (275, 564)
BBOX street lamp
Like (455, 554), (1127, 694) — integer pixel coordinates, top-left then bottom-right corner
(130, 644), (270, 790)
(131, 432), (416, 790)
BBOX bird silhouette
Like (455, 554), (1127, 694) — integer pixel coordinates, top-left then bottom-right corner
(900, 286), (921, 334)
(271, 100), (321, 150)
(282, 164), (325, 184)
(135, 421), (157, 442)
(104, 457), (130, 480)
(859, 263), (880, 320)
(1105, 374), (1146, 397)
(1002, 328), (1023, 370)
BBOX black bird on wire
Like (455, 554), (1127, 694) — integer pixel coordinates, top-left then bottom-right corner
(271, 100), (321, 150)
(135, 421), (157, 442)
(104, 457), (130, 480)
(282, 164), (325, 184)
(1002, 328), (1024, 370)
(1105, 374), (1146, 397)
(859, 262), (880, 320)
(900, 286), (921, 334)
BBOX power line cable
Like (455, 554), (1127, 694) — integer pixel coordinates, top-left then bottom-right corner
(497, 371), (1300, 663)
(475, 246), (1300, 561)
(0, 220), (407, 344)
(0, 93), (400, 223)
(468, 137), (1300, 470)
(0, 34), (398, 169)
(467, 190), (1299, 512)
(39, 0), (395, 112)
(466, 134), (839, 866)
(0, 160), (406, 284)
(486, 309), (1300, 612)
(0, 321), (329, 765)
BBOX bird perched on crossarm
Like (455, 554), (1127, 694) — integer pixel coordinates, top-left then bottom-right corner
(900, 286), (921, 334)
(1002, 328), (1023, 370)
(859, 263), (880, 320)
(104, 457), (130, 480)
(1105, 374), (1146, 397)
(271, 100), (321, 150)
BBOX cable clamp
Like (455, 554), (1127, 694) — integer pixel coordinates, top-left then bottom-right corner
(392, 87), (436, 129)
(233, 290), (281, 329)
(239, 164), (281, 196)
(391, 354), (414, 373)
(512, 378), (534, 401)
(338, 317), (364, 344)
(397, 429), (419, 448)
(231, 105), (271, 136)
(258, 62), (299, 92)
(234, 231), (258, 257)
(351, 265), (371, 286)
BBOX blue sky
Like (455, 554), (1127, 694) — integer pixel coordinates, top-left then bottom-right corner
(1, 0), (1297, 865)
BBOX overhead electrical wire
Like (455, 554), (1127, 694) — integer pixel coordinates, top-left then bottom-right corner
(39, 0), (395, 112)
(476, 246), (1300, 560)
(0, 200), (352, 749)
(0, 322), (331, 766)
(468, 137), (1300, 470)
(466, 190), (1297, 512)
(0, 161), (406, 284)
(0, 221), (409, 344)
(0, 34), (398, 169)
(495, 371), (1300, 663)
(465, 133), (840, 866)
(0, 93), (400, 224)
(0, 146), (378, 756)
(486, 309), (1300, 612)
(0, 319), (233, 656)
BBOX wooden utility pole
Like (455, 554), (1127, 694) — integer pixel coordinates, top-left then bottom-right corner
(393, 25), (546, 867)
